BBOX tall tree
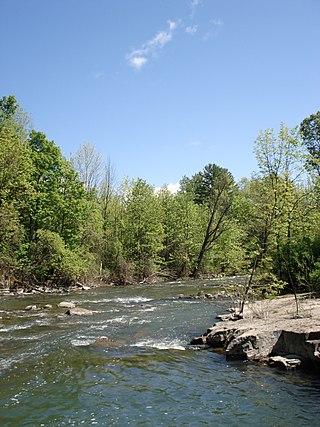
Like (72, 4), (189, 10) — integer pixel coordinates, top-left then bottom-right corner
(253, 124), (305, 270)
(182, 164), (235, 278)
(26, 131), (89, 248)
(157, 188), (203, 277)
(100, 159), (116, 223)
(0, 96), (33, 280)
(239, 124), (307, 314)
(122, 179), (164, 280)
(71, 143), (103, 191)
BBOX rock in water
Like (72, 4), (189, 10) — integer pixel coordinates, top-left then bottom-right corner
(190, 336), (207, 345)
(58, 301), (76, 309)
(269, 355), (302, 370)
(25, 305), (38, 311)
(65, 307), (93, 316)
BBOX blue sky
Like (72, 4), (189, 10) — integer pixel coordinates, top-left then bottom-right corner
(1, 0), (319, 188)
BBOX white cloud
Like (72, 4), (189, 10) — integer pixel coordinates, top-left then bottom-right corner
(128, 56), (148, 70)
(126, 20), (179, 70)
(155, 183), (181, 194)
(167, 182), (181, 194)
(186, 25), (198, 35)
(168, 20), (178, 31)
(149, 30), (172, 49)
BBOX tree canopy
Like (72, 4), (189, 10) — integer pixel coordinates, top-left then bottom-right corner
(1, 95), (320, 295)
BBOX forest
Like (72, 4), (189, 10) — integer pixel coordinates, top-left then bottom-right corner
(1, 95), (320, 296)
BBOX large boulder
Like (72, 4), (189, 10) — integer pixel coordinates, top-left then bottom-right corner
(206, 327), (239, 348)
(225, 330), (283, 361)
(271, 330), (320, 369)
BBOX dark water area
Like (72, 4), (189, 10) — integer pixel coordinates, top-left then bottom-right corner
(0, 279), (319, 426)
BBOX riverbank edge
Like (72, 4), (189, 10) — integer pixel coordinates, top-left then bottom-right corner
(0, 281), (109, 296)
(0, 277), (167, 296)
(190, 295), (320, 373)
(0, 273), (238, 297)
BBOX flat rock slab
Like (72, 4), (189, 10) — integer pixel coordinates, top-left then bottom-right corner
(190, 296), (320, 370)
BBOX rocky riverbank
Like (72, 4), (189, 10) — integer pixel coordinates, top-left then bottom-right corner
(0, 281), (105, 296)
(190, 295), (320, 372)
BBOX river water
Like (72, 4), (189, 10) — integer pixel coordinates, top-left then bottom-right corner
(0, 279), (319, 426)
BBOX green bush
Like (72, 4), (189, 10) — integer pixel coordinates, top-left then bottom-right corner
(29, 229), (91, 286)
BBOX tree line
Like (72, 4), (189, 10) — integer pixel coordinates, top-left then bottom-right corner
(1, 95), (320, 294)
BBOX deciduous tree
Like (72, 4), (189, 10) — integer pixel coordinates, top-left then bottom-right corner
(182, 164), (235, 278)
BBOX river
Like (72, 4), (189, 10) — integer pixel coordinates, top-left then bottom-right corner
(0, 279), (319, 426)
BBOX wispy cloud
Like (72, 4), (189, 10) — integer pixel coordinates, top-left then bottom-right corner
(125, 2), (222, 69)
(211, 19), (224, 26)
(185, 25), (198, 35)
(126, 20), (179, 70)
(189, 140), (202, 147)
(92, 71), (105, 80)
(203, 18), (224, 41)
(190, 0), (202, 18)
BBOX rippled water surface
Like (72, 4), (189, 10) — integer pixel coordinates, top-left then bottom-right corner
(0, 279), (319, 426)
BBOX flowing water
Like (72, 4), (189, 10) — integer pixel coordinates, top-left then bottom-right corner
(0, 279), (319, 426)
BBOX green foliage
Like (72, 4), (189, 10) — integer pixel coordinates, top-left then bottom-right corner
(0, 95), (32, 141)
(310, 261), (320, 292)
(28, 229), (91, 285)
(205, 223), (247, 275)
(0, 123), (33, 208)
(1, 96), (320, 293)
(300, 111), (320, 173)
(0, 203), (24, 269)
(158, 189), (203, 276)
(26, 131), (89, 247)
(122, 179), (164, 280)
(0, 95), (18, 123)
(182, 163), (236, 277)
